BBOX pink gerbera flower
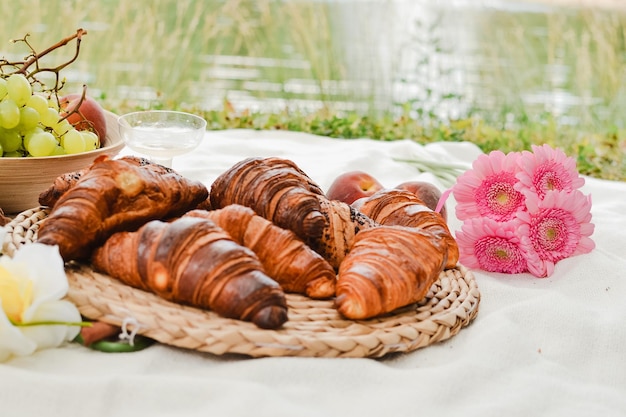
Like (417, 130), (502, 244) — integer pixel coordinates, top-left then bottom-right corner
(517, 189), (595, 275)
(455, 217), (529, 274)
(515, 144), (585, 199)
(452, 150), (526, 222)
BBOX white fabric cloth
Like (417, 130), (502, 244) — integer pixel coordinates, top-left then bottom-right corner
(2, 130), (625, 417)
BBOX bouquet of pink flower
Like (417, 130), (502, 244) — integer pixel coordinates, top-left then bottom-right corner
(445, 144), (595, 278)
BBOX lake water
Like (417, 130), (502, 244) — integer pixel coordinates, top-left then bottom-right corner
(2, 0), (624, 128)
(185, 0), (625, 128)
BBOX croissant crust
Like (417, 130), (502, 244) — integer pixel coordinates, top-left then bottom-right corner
(185, 205), (337, 298)
(358, 189), (459, 269)
(335, 225), (448, 320)
(91, 216), (289, 329)
(210, 157), (328, 242)
(37, 156), (209, 261)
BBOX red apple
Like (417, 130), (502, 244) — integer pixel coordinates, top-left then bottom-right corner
(326, 171), (385, 205)
(59, 93), (107, 143)
(395, 180), (447, 222)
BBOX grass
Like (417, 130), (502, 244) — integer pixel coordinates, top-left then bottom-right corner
(184, 102), (626, 182)
(0, 0), (625, 181)
(471, 7), (626, 131)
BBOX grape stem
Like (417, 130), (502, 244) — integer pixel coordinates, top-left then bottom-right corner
(1, 29), (88, 102)
(12, 28), (88, 77)
(1, 29), (96, 141)
(58, 85), (89, 124)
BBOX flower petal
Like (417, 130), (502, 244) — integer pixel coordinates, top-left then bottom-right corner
(516, 144), (585, 199)
(574, 236), (596, 256)
(9, 244), (70, 322)
(0, 302), (37, 362)
(456, 217), (529, 274)
(519, 234), (551, 278)
(453, 150), (525, 222)
(20, 300), (82, 350)
(0, 242), (82, 361)
(520, 189), (594, 264)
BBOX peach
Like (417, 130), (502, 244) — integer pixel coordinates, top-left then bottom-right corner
(60, 93), (107, 143)
(326, 171), (385, 205)
(395, 180), (447, 222)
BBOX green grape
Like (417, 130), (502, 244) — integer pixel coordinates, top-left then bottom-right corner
(0, 141), (3, 156)
(0, 99), (20, 129)
(26, 130), (56, 157)
(3, 150), (23, 157)
(40, 107), (60, 127)
(0, 78), (7, 100)
(0, 128), (22, 153)
(81, 130), (99, 150)
(47, 97), (59, 111)
(23, 127), (44, 151)
(52, 118), (72, 136)
(6, 73), (32, 107)
(51, 144), (66, 156)
(17, 106), (40, 132)
(26, 94), (49, 116)
(62, 129), (86, 154)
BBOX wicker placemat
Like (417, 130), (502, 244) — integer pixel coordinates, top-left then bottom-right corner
(3, 207), (481, 358)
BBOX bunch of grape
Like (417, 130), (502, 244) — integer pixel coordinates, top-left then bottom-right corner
(0, 73), (98, 157)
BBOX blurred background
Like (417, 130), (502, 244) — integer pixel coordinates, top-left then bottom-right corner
(1, 0), (625, 178)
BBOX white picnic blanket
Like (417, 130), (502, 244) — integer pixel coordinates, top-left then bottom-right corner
(1, 129), (625, 417)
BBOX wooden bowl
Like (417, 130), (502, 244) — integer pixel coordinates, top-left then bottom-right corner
(0, 110), (125, 214)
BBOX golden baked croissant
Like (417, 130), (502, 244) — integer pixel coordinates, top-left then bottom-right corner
(356, 189), (459, 269)
(37, 155), (209, 261)
(209, 156), (327, 248)
(38, 155), (155, 207)
(335, 225), (448, 320)
(91, 216), (288, 329)
(184, 205), (336, 298)
(209, 157), (377, 268)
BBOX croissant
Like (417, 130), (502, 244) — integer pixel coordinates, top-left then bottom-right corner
(184, 205), (336, 298)
(91, 216), (288, 329)
(37, 155), (209, 261)
(38, 155), (157, 207)
(209, 157), (377, 268)
(315, 197), (377, 269)
(209, 156), (327, 248)
(335, 225), (448, 320)
(356, 189), (459, 269)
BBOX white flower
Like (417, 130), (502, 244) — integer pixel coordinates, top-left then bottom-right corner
(0, 241), (82, 362)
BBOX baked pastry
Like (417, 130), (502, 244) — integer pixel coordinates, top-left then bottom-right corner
(91, 216), (289, 329)
(185, 205), (337, 298)
(335, 225), (448, 320)
(37, 155), (208, 261)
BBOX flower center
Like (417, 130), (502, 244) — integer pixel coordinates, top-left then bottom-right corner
(545, 226), (557, 241)
(534, 162), (565, 198)
(495, 248), (508, 259)
(496, 191), (509, 205)
(530, 208), (580, 261)
(475, 173), (525, 221)
(475, 236), (527, 274)
(536, 218), (565, 250)
(0, 265), (33, 324)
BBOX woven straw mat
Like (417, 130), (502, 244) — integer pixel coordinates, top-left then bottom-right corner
(3, 206), (481, 358)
